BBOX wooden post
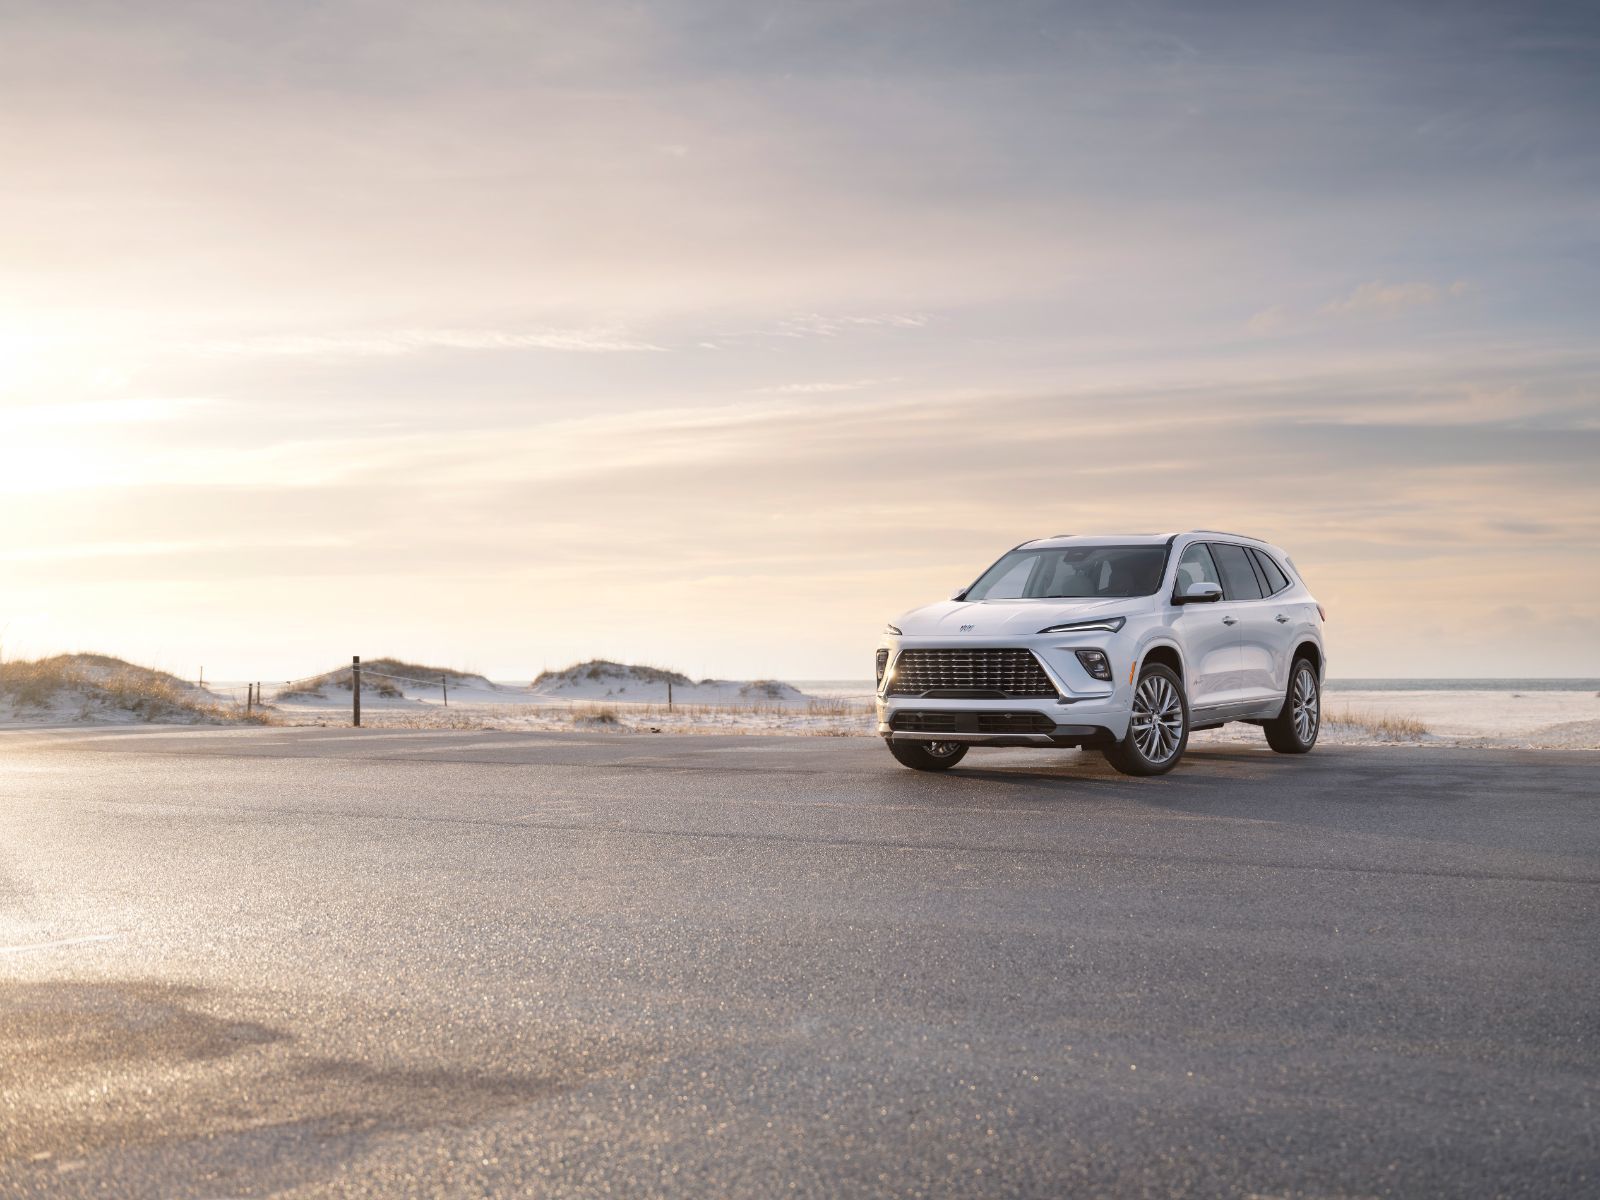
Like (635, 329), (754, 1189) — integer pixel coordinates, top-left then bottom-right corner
(667, 680), (673, 712)
(246, 683), (253, 715)
(441, 675), (448, 706)
(256, 682), (261, 709)
(352, 656), (361, 727)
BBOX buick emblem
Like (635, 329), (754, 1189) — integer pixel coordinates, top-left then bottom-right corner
(959, 623), (975, 632)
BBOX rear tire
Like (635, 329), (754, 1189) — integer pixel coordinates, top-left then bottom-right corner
(1103, 664), (1189, 777)
(1264, 658), (1320, 753)
(886, 739), (969, 772)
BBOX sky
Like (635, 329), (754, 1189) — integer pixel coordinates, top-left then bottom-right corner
(2, 0), (1597, 681)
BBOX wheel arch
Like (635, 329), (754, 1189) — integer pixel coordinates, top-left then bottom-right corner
(1135, 640), (1185, 685)
(1291, 640), (1323, 680)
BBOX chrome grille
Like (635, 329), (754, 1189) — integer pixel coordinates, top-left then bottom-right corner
(888, 649), (1057, 698)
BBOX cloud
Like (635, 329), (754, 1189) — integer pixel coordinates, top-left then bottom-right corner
(1249, 281), (1473, 335)
(3, 0), (1597, 676)
(10, 354), (1600, 677)
(1319, 280), (1471, 318)
(0, 396), (209, 429)
(183, 328), (666, 358)
(768, 314), (930, 339)
(0, 536), (343, 564)
(756, 377), (899, 394)
(1245, 306), (1291, 336)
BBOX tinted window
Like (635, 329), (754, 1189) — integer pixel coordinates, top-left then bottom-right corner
(966, 545), (1168, 600)
(1241, 549), (1268, 595)
(1252, 549), (1291, 595)
(1174, 543), (1221, 594)
(1211, 543), (1264, 601)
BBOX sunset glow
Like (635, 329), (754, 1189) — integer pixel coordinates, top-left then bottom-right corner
(1, 2), (1595, 680)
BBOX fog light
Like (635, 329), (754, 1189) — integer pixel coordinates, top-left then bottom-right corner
(875, 649), (889, 685)
(1075, 649), (1113, 681)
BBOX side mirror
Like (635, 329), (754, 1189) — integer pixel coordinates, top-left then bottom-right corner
(1175, 581), (1223, 604)
(950, 588), (968, 601)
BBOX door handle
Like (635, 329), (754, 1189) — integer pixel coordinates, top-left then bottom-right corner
(1221, 616), (1237, 626)
(1275, 614), (1289, 623)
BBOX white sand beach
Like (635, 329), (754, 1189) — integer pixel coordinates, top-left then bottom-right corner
(5, 657), (1596, 749)
(262, 669), (1600, 750)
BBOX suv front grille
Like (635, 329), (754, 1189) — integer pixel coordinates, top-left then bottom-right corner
(887, 649), (1058, 698)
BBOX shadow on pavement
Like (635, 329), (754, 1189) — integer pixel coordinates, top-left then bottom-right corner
(0, 977), (638, 1197)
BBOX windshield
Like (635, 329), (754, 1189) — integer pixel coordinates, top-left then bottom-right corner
(965, 545), (1168, 600)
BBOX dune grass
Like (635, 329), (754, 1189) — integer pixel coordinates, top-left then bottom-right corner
(572, 705), (621, 726)
(1324, 705), (1430, 738)
(0, 654), (276, 724)
(278, 657), (482, 699)
(533, 659), (692, 689)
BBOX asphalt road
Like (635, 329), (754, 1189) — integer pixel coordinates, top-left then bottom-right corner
(2, 727), (1596, 1199)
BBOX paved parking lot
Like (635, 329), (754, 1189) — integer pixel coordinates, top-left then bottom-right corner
(2, 728), (1596, 1197)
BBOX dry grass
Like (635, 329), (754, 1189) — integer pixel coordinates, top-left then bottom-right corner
(572, 705), (621, 726)
(0, 654), (277, 725)
(533, 659), (691, 689)
(1324, 705), (1430, 738)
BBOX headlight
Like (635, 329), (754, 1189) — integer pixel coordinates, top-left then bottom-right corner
(883, 623), (902, 635)
(1038, 616), (1126, 634)
(875, 649), (889, 684)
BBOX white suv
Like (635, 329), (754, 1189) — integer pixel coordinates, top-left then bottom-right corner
(876, 532), (1326, 775)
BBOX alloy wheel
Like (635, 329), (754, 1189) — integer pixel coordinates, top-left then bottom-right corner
(925, 741), (964, 759)
(1130, 674), (1184, 763)
(1292, 667), (1319, 743)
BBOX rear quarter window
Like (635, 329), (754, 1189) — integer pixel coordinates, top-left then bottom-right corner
(1211, 543), (1264, 601)
(1252, 549), (1292, 595)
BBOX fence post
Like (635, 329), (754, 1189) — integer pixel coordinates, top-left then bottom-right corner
(441, 675), (448, 706)
(667, 680), (673, 712)
(246, 683), (253, 716)
(352, 656), (361, 727)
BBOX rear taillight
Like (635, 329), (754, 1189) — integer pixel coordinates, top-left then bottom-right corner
(1316, 604), (1327, 622)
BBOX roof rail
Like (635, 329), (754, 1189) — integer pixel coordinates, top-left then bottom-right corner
(1191, 529), (1265, 543)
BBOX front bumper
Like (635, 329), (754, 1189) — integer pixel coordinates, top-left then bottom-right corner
(875, 638), (1138, 745)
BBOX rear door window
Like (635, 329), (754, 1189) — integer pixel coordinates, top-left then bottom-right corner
(1252, 549), (1292, 595)
(1211, 543), (1264, 601)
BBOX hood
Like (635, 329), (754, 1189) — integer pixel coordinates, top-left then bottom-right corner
(894, 596), (1134, 637)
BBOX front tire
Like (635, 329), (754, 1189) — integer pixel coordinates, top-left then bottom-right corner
(1264, 658), (1320, 753)
(886, 739), (969, 772)
(1103, 664), (1189, 776)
